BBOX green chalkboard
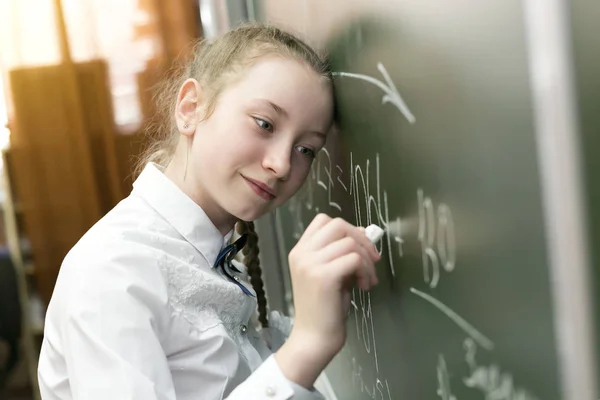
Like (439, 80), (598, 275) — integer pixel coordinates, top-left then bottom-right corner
(253, 1), (598, 399)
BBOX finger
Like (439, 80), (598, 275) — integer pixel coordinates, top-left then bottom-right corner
(342, 227), (379, 285)
(310, 219), (379, 262)
(307, 217), (355, 250)
(317, 236), (363, 263)
(318, 236), (375, 285)
(300, 213), (332, 241)
(356, 227), (381, 261)
(328, 252), (372, 291)
(310, 219), (380, 285)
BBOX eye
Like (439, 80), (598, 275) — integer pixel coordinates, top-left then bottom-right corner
(254, 117), (273, 132)
(296, 145), (316, 159)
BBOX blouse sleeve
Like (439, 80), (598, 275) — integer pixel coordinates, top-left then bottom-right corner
(40, 255), (325, 400)
(225, 355), (325, 400)
(252, 311), (335, 400)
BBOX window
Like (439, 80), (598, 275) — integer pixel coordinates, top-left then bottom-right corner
(0, 0), (165, 132)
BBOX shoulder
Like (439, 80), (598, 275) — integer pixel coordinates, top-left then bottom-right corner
(62, 194), (172, 278)
(50, 195), (179, 324)
(50, 193), (247, 335)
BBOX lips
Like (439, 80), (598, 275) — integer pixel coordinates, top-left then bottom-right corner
(243, 176), (276, 201)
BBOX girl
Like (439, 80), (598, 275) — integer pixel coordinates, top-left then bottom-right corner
(37, 23), (380, 400)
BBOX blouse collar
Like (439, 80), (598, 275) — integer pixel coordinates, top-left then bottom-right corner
(132, 163), (233, 267)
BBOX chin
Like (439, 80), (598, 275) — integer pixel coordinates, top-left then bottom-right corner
(228, 192), (285, 222)
(231, 206), (269, 223)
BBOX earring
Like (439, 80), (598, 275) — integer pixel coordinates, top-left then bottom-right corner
(183, 123), (189, 129)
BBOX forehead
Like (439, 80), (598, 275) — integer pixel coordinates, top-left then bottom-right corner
(221, 57), (333, 126)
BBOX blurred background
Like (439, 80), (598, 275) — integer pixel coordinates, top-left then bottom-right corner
(0, 0), (205, 398)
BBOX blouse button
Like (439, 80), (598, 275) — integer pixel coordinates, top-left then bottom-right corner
(265, 385), (277, 397)
(240, 324), (247, 334)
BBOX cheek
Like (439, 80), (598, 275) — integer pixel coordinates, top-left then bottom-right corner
(229, 134), (264, 164)
(213, 119), (263, 163)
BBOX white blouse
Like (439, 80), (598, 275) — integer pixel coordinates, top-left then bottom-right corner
(38, 163), (325, 400)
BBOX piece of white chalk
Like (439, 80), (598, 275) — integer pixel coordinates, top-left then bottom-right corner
(365, 224), (384, 244)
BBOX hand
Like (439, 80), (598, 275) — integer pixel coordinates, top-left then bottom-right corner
(275, 214), (380, 387)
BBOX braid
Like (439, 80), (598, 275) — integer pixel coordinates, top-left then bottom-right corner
(236, 221), (269, 328)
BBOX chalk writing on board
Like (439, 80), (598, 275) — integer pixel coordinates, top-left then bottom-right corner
(410, 287), (494, 350)
(418, 189), (457, 288)
(352, 357), (392, 400)
(334, 63), (416, 124)
(437, 355), (457, 400)
(284, 143), (398, 393)
(282, 61), (543, 400)
(289, 149), (404, 279)
(281, 83), (412, 397)
(463, 339), (538, 400)
(350, 288), (380, 370)
(318, 148), (342, 211)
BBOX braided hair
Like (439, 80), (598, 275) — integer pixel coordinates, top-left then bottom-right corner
(235, 220), (269, 328)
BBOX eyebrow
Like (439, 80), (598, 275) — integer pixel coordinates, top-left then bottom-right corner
(258, 99), (287, 117)
(256, 98), (327, 138)
(309, 130), (327, 140)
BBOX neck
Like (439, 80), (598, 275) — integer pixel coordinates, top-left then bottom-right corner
(164, 142), (237, 236)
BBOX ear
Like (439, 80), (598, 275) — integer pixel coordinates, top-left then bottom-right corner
(175, 78), (203, 137)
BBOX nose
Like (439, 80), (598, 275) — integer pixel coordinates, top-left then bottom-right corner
(262, 142), (291, 181)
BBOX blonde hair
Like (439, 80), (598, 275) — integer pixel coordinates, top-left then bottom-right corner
(137, 22), (333, 175)
(137, 23), (333, 328)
